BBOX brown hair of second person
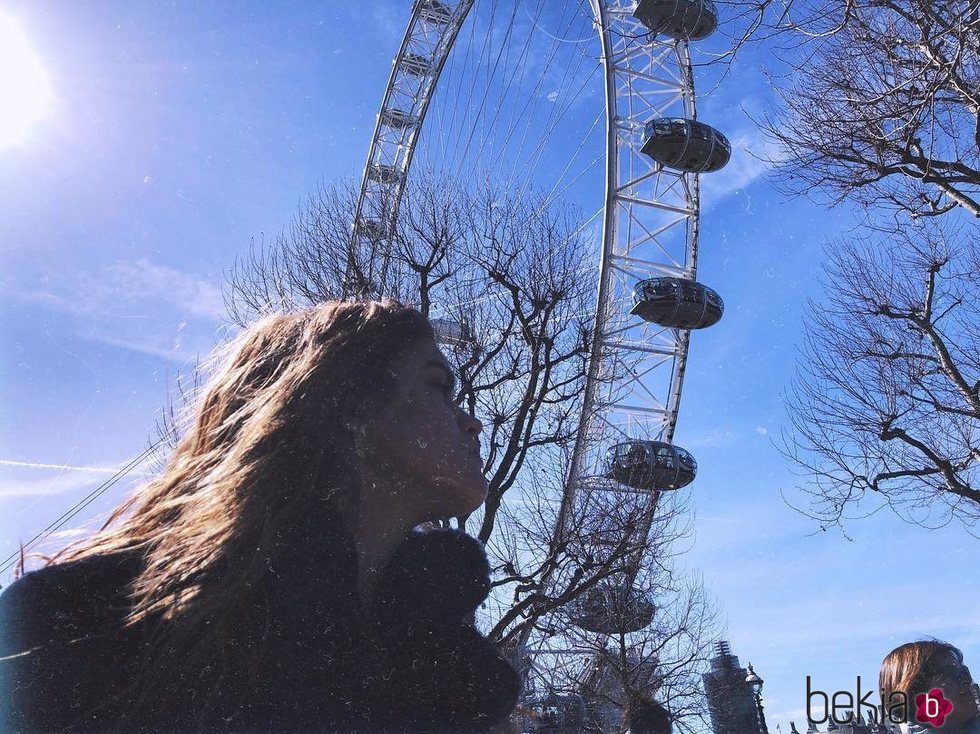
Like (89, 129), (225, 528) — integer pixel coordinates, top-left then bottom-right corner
(879, 640), (980, 730)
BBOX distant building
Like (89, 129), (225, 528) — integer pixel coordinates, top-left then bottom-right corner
(702, 641), (896, 734)
(703, 641), (761, 734)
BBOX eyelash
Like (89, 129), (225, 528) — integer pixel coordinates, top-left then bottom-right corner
(432, 380), (454, 394)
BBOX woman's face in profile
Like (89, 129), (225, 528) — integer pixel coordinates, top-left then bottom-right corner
(359, 335), (487, 523)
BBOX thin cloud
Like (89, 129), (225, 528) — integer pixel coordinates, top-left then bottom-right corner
(700, 126), (783, 209)
(0, 458), (153, 476)
(16, 258), (227, 363)
(0, 470), (105, 498)
(0, 456), (155, 498)
(107, 260), (225, 320)
(86, 328), (213, 365)
(27, 259), (224, 321)
(680, 427), (737, 449)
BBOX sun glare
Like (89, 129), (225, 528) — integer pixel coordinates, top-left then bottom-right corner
(0, 12), (53, 149)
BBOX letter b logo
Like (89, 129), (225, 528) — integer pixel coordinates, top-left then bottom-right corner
(916, 688), (953, 728)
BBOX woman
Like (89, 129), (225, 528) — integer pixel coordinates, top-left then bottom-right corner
(0, 300), (520, 732)
(879, 640), (980, 733)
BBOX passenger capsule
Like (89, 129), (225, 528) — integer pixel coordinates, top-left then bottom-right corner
(417, 0), (453, 24)
(570, 583), (656, 635)
(430, 317), (475, 348)
(400, 53), (432, 76)
(630, 277), (724, 329)
(633, 0), (719, 40)
(380, 109), (416, 129)
(641, 118), (731, 173)
(367, 164), (402, 184)
(604, 440), (696, 491)
(355, 217), (388, 239)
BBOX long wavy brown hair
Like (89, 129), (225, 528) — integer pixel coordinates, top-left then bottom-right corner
(50, 299), (434, 724)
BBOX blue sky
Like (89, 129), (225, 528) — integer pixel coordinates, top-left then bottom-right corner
(1, 2), (977, 732)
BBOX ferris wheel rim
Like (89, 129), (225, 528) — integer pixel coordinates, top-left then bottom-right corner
(355, 0), (705, 674)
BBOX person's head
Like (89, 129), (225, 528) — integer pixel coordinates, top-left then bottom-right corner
(879, 640), (979, 729)
(624, 694), (672, 734)
(52, 300), (486, 698)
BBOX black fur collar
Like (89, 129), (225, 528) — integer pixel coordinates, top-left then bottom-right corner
(371, 528), (491, 627)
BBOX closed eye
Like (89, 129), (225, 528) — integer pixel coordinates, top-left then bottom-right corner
(426, 362), (457, 394)
(438, 381), (454, 395)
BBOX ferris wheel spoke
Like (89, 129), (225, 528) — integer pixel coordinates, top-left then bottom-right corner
(510, 60), (600, 192)
(438, 0), (500, 172)
(616, 203), (686, 270)
(616, 354), (678, 405)
(474, 0), (576, 178)
(432, 1), (482, 168)
(454, 2), (522, 169)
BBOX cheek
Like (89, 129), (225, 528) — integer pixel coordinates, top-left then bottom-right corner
(416, 410), (466, 469)
(388, 398), (455, 462)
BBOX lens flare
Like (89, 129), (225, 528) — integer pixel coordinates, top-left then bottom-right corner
(0, 12), (52, 149)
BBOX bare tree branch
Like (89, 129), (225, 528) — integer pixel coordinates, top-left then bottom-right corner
(782, 220), (980, 532)
(755, 1), (980, 218)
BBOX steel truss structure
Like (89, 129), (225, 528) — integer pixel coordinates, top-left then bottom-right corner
(555, 0), (699, 546)
(347, 0), (476, 296)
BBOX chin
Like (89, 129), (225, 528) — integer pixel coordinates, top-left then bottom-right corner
(449, 477), (489, 517)
(425, 468), (488, 518)
(457, 484), (488, 516)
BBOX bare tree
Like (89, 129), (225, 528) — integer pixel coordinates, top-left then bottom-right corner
(571, 569), (719, 734)
(742, 1), (980, 532)
(758, 0), (980, 219)
(227, 172), (596, 544)
(489, 474), (720, 732)
(477, 478), (720, 734)
(784, 219), (980, 532)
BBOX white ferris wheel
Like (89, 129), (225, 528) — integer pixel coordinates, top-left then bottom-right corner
(352, 0), (730, 722)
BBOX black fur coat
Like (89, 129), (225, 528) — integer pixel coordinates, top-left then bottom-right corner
(0, 529), (520, 733)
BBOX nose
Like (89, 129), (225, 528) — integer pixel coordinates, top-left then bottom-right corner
(458, 408), (482, 436)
